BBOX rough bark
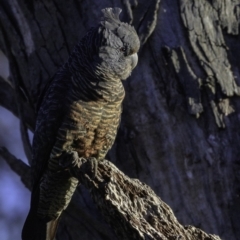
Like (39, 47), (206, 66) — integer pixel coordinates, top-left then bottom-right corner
(0, 0), (239, 239)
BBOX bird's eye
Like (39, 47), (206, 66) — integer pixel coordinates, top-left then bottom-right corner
(120, 46), (130, 56)
(120, 46), (126, 53)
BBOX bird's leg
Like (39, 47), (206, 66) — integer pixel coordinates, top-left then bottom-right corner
(88, 157), (98, 179)
(59, 151), (98, 179)
(59, 151), (81, 168)
(59, 151), (85, 177)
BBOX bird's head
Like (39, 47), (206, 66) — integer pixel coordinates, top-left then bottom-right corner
(92, 8), (140, 81)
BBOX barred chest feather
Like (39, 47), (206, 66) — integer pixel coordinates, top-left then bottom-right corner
(50, 78), (125, 161)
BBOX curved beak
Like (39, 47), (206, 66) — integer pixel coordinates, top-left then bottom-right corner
(130, 53), (138, 70)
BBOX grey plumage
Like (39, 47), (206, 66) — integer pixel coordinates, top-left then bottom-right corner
(22, 8), (140, 240)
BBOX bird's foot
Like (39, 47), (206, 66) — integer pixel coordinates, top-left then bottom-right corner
(88, 157), (98, 179)
(59, 151), (98, 179)
(74, 157), (98, 179)
(59, 150), (81, 168)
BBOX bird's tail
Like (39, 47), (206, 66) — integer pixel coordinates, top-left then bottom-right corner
(22, 212), (60, 240)
(22, 185), (60, 240)
(22, 170), (79, 240)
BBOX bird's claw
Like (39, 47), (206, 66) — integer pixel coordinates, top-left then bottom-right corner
(88, 157), (98, 179)
(59, 151), (98, 179)
(59, 150), (80, 168)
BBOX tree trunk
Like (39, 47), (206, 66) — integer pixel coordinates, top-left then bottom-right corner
(0, 0), (239, 239)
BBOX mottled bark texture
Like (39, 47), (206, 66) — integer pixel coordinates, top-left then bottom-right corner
(0, 0), (239, 239)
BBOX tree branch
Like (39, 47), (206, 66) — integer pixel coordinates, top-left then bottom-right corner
(60, 156), (222, 240)
(0, 147), (31, 190)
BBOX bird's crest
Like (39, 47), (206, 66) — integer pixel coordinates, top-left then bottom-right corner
(101, 8), (122, 24)
(100, 7), (135, 35)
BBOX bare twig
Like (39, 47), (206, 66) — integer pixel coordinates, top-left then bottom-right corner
(0, 5), (33, 164)
(0, 146), (31, 190)
(0, 76), (18, 116)
(20, 119), (32, 164)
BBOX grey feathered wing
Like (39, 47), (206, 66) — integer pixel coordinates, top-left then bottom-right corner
(22, 73), (72, 240)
